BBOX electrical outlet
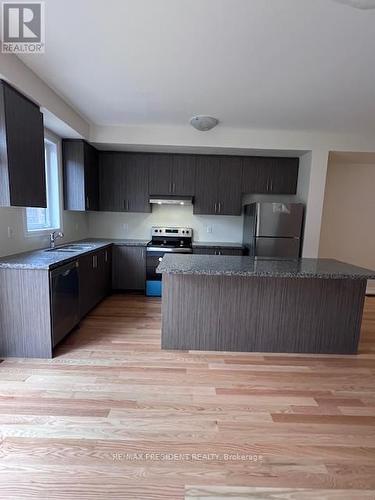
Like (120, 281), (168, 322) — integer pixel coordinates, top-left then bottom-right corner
(7, 226), (14, 238)
(206, 225), (213, 234)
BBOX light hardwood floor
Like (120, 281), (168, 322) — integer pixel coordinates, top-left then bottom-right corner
(0, 294), (375, 500)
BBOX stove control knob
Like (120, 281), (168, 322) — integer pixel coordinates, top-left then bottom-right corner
(158, 257), (163, 262)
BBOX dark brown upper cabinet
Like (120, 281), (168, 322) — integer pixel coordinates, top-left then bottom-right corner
(149, 153), (196, 196)
(242, 157), (299, 194)
(194, 156), (243, 216)
(0, 80), (46, 208)
(99, 152), (124, 212)
(99, 152), (151, 213)
(62, 139), (99, 211)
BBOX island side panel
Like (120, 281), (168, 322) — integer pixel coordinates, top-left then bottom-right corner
(161, 274), (367, 354)
(0, 268), (53, 358)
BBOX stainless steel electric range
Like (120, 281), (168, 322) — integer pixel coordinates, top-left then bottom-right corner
(146, 226), (193, 297)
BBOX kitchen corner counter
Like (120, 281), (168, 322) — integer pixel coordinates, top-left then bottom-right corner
(0, 238), (148, 270)
(157, 254), (375, 280)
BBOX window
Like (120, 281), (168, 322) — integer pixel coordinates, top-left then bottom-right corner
(26, 137), (61, 233)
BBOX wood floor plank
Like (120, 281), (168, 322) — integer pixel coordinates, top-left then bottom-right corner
(184, 486), (375, 499)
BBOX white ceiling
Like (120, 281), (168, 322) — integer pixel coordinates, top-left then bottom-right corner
(19, 0), (375, 134)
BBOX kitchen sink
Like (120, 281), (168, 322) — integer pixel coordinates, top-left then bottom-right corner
(46, 244), (95, 253)
(46, 248), (77, 253)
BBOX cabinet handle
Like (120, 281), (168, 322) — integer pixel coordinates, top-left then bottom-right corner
(270, 179), (273, 191)
(86, 196), (90, 209)
(214, 202), (217, 213)
(169, 182), (172, 193)
(127, 200), (130, 211)
(124, 200), (126, 210)
(93, 255), (98, 269)
(172, 183), (175, 193)
(105, 251), (108, 263)
(218, 202), (221, 213)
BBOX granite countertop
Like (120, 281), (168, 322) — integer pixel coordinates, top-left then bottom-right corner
(86, 238), (149, 247)
(157, 254), (375, 280)
(192, 241), (244, 249)
(0, 238), (148, 270)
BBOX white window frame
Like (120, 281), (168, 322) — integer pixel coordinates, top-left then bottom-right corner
(24, 131), (63, 237)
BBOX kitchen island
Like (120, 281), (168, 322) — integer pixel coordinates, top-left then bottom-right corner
(157, 255), (375, 354)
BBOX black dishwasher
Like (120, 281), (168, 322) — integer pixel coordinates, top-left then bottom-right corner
(50, 260), (79, 347)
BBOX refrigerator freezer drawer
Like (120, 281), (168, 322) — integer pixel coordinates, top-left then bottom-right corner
(255, 237), (301, 258)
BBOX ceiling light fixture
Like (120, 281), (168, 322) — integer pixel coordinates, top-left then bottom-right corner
(332, 0), (375, 9)
(190, 115), (219, 131)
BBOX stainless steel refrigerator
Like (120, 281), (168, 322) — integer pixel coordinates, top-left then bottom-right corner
(243, 202), (304, 258)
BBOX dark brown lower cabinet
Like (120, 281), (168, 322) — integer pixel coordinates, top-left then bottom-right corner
(79, 247), (112, 317)
(0, 246), (113, 359)
(112, 245), (146, 291)
(193, 247), (243, 256)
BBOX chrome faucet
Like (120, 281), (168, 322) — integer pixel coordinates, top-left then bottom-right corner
(50, 230), (64, 249)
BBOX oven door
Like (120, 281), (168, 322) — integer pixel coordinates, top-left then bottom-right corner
(146, 247), (192, 297)
(146, 250), (165, 281)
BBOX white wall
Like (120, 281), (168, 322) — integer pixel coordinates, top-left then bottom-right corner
(319, 158), (375, 293)
(0, 132), (89, 258)
(0, 207), (88, 257)
(88, 205), (243, 243)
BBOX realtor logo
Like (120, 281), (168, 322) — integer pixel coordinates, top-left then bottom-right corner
(2, 2), (45, 53)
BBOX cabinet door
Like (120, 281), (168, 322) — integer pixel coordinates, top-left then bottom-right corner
(2, 82), (46, 208)
(103, 247), (112, 295)
(268, 158), (299, 194)
(217, 157), (242, 215)
(63, 140), (99, 211)
(149, 154), (172, 195)
(84, 143), (99, 210)
(79, 250), (109, 318)
(78, 253), (95, 318)
(96, 248), (112, 301)
(171, 154), (196, 196)
(99, 153), (126, 212)
(242, 157), (299, 194)
(193, 156), (219, 215)
(242, 157), (272, 194)
(63, 141), (85, 210)
(112, 246), (146, 290)
(123, 154), (151, 213)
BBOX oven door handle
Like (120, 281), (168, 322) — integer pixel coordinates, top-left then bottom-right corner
(147, 247), (174, 252)
(146, 247), (192, 253)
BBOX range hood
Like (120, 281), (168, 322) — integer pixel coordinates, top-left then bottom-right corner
(149, 195), (193, 206)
